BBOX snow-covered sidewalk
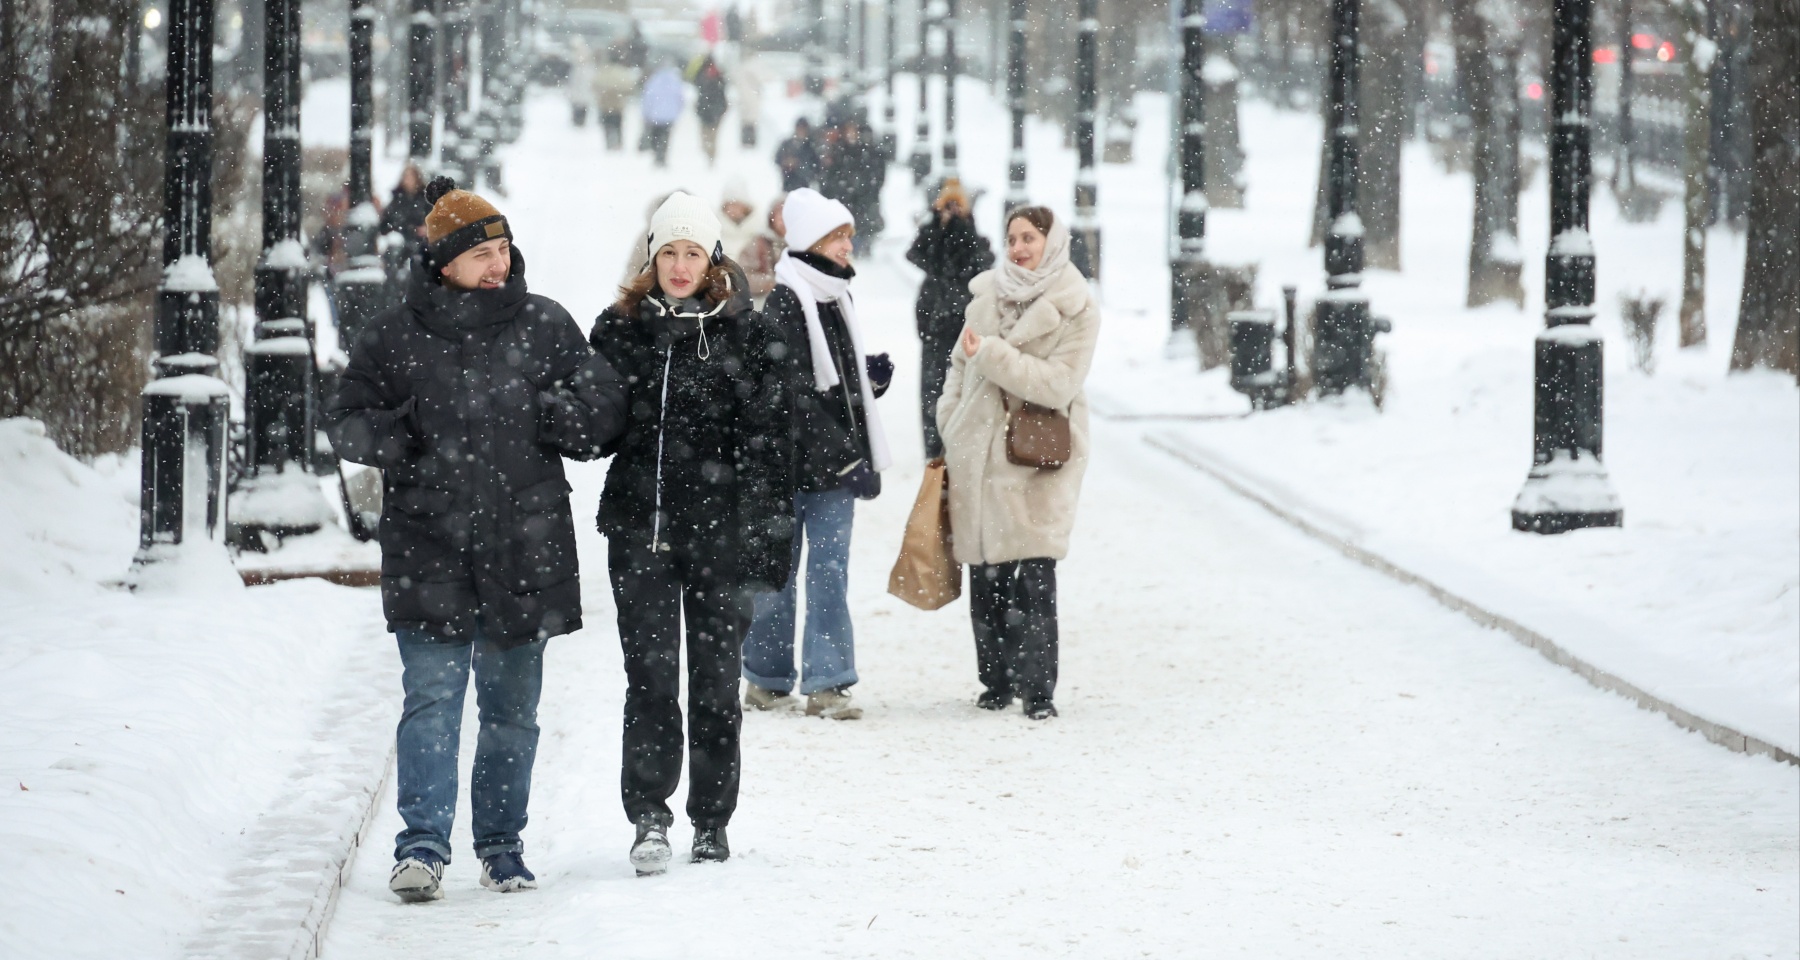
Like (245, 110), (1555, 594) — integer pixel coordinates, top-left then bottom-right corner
(313, 86), (1797, 959)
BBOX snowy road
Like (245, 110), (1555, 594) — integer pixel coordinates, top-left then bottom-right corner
(314, 92), (1797, 958)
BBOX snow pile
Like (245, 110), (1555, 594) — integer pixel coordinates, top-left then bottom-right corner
(0, 419), (391, 957)
(0, 418), (138, 590)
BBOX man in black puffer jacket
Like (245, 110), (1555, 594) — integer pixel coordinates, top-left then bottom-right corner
(326, 178), (626, 903)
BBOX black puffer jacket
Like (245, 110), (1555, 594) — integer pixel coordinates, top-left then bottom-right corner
(380, 186), (432, 241)
(764, 254), (890, 494)
(326, 247), (627, 647)
(588, 265), (794, 589)
(906, 213), (994, 339)
(820, 136), (886, 238)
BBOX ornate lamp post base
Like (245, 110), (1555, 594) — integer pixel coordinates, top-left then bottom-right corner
(1511, 326), (1622, 533)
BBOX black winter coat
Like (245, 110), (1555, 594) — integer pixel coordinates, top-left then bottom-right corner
(776, 135), (820, 192)
(764, 256), (890, 494)
(326, 247), (627, 647)
(693, 59), (729, 126)
(380, 186), (432, 241)
(588, 268), (794, 590)
(820, 137), (886, 237)
(906, 214), (994, 339)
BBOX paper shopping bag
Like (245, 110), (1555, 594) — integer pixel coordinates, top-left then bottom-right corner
(886, 458), (961, 610)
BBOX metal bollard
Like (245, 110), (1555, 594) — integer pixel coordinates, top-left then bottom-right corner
(1227, 309), (1287, 409)
(1314, 292), (1391, 396)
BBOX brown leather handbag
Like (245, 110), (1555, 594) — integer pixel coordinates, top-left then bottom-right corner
(1003, 393), (1070, 469)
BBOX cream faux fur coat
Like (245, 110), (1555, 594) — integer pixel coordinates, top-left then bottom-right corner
(934, 262), (1100, 566)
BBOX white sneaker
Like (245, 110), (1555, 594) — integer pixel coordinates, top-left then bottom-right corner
(389, 849), (446, 902)
(805, 688), (863, 720)
(744, 683), (798, 711)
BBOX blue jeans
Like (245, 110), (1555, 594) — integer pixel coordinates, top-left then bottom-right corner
(393, 628), (545, 862)
(742, 487), (859, 695)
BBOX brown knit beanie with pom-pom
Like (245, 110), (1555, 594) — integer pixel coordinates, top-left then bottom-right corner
(423, 176), (512, 267)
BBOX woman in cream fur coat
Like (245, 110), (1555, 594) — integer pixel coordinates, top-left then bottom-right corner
(934, 205), (1100, 720)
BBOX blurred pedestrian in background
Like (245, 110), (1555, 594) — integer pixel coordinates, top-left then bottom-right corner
(744, 189), (893, 721)
(591, 47), (637, 152)
(640, 62), (685, 167)
(776, 118), (820, 192)
(737, 194), (785, 307)
(819, 115), (884, 254)
(688, 52), (730, 164)
(380, 163), (432, 246)
(906, 177), (992, 458)
(936, 206), (1099, 722)
(734, 57), (763, 147)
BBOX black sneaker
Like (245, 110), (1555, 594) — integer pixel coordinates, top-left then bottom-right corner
(630, 817), (672, 876)
(977, 688), (1013, 710)
(479, 851), (538, 892)
(691, 826), (730, 863)
(389, 847), (446, 903)
(1025, 701), (1058, 720)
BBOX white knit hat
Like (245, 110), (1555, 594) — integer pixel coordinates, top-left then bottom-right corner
(647, 191), (723, 262)
(781, 187), (854, 252)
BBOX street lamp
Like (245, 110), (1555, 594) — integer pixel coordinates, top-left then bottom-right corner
(133, 0), (233, 582)
(1070, 0), (1100, 280)
(1511, 0), (1623, 533)
(1170, 0), (1205, 332)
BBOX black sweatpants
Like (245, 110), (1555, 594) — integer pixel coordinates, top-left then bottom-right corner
(919, 328), (958, 459)
(969, 558), (1059, 707)
(609, 538), (749, 829)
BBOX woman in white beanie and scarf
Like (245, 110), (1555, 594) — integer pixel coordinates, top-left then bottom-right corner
(742, 188), (894, 721)
(588, 191), (793, 872)
(935, 205), (1100, 720)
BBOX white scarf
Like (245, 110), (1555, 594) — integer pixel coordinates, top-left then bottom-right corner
(992, 217), (1074, 333)
(774, 251), (893, 472)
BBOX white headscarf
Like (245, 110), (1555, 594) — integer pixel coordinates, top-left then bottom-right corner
(992, 215), (1074, 330)
(773, 251), (894, 473)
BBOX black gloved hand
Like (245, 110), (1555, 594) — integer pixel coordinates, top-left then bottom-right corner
(865, 352), (894, 398)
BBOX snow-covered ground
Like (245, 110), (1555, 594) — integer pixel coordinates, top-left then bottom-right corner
(1072, 96), (1798, 759)
(3, 57), (1795, 960)
(0, 420), (394, 957)
(310, 80), (1794, 957)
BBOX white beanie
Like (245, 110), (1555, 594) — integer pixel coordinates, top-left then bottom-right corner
(647, 191), (723, 262)
(781, 187), (854, 252)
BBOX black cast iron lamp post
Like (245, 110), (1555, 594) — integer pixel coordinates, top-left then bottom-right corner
(133, 0), (233, 581)
(1511, 0), (1623, 533)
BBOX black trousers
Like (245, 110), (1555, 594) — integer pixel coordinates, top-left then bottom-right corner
(969, 559), (1059, 706)
(647, 123), (672, 166)
(609, 539), (749, 829)
(919, 329), (958, 459)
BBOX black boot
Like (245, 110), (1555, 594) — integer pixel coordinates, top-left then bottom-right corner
(977, 687), (1013, 710)
(630, 816), (672, 876)
(691, 826), (730, 863)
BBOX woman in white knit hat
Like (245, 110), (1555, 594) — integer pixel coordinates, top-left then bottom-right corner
(588, 191), (794, 873)
(935, 205), (1099, 721)
(742, 188), (893, 721)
